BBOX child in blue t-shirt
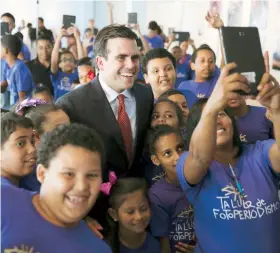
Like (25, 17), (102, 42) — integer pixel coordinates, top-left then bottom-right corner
(1, 112), (36, 189)
(179, 44), (220, 99)
(16, 101), (70, 191)
(2, 123), (112, 253)
(1, 35), (35, 105)
(148, 125), (195, 253)
(106, 177), (161, 253)
(50, 27), (81, 101)
(170, 46), (191, 88)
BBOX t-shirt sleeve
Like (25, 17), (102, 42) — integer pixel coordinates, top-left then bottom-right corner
(148, 190), (170, 237)
(50, 71), (60, 85)
(254, 139), (280, 177)
(14, 66), (34, 92)
(176, 152), (203, 204)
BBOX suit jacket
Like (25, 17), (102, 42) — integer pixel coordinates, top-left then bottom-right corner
(56, 76), (154, 179)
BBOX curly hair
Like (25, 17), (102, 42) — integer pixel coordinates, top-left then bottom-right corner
(37, 123), (105, 169)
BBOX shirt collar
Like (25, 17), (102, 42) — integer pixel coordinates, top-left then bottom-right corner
(99, 75), (132, 103)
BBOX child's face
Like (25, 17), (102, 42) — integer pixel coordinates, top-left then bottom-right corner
(151, 102), (180, 129)
(144, 57), (176, 99)
(1, 45), (8, 59)
(191, 49), (215, 81)
(1, 127), (36, 179)
(171, 47), (182, 62)
(78, 65), (93, 85)
(59, 53), (75, 73)
(116, 189), (151, 234)
(152, 133), (185, 182)
(33, 92), (54, 104)
(168, 94), (189, 120)
(42, 110), (70, 134)
(37, 145), (102, 226)
(180, 41), (189, 54)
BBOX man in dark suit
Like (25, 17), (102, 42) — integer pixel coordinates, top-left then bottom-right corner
(56, 25), (154, 226)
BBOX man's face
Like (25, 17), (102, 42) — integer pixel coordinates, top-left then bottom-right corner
(38, 19), (44, 29)
(96, 38), (140, 93)
(1, 16), (15, 33)
(37, 40), (53, 61)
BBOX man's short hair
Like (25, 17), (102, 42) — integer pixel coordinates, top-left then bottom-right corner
(38, 17), (44, 23)
(141, 48), (176, 74)
(94, 24), (138, 59)
(37, 36), (53, 44)
(1, 13), (15, 23)
(1, 34), (22, 57)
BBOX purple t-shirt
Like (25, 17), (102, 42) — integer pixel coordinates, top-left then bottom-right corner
(178, 74), (219, 99)
(50, 69), (78, 101)
(1, 186), (112, 253)
(149, 178), (195, 253)
(236, 106), (274, 144)
(120, 232), (161, 253)
(144, 35), (164, 49)
(176, 140), (280, 253)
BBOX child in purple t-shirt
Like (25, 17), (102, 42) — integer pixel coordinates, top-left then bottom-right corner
(2, 123), (112, 253)
(227, 97), (274, 143)
(144, 99), (186, 186)
(106, 177), (161, 253)
(1, 112), (36, 188)
(179, 45), (220, 99)
(147, 125), (195, 253)
(50, 27), (83, 101)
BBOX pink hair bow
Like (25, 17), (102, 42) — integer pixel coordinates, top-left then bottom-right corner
(87, 69), (95, 80)
(16, 98), (48, 116)
(100, 171), (117, 195)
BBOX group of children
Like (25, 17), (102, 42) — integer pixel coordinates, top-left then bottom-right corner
(1, 9), (279, 253)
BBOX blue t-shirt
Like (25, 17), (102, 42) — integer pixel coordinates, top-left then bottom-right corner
(1, 59), (11, 109)
(175, 60), (191, 89)
(236, 106), (274, 144)
(19, 166), (41, 192)
(176, 140), (280, 253)
(51, 70), (78, 101)
(178, 74), (219, 99)
(3, 59), (35, 105)
(149, 178), (195, 253)
(20, 43), (31, 62)
(87, 37), (95, 58)
(120, 232), (161, 253)
(1, 186), (112, 253)
(144, 35), (164, 49)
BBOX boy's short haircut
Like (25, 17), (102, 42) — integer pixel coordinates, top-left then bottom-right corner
(37, 123), (105, 171)
(141, 48), (176, 74)
(38, 17), (44, 23)
(14, 32), (23, 41)
(59, 49), (74, 61)
(32, 85), (53, 98)
(37, 36), (53, 45)
(77, 57), (92, 67)
(1, 34), (22, 57)
(191, 44), (216, 63)
(1, 112), (33, 146)
(1, 13), (15, 23)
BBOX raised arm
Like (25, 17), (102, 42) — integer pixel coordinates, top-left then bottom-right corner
(135, 24), (150, 54)
(106, 2), (114, 25)
(184, 63), (250, 185)
(257, 52), (280, 172)
(205, 11), (225, 69)
(51, 28), (67, 74)
(71, 26), (85, 59)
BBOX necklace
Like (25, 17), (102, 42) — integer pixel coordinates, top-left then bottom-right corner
(228, 163), (245, 199)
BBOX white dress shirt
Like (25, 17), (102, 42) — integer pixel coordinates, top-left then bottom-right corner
(99, 77), (137, 151)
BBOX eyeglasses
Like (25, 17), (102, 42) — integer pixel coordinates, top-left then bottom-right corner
(60, 58), (75, 63)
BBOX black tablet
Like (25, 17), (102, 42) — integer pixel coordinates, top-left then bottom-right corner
(173, 32), (190, 42)
(1, 22), (9, 36)
(128, 13), (137, 24)
(220, 26), (265, 96)
(63, 15), (76, 29)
